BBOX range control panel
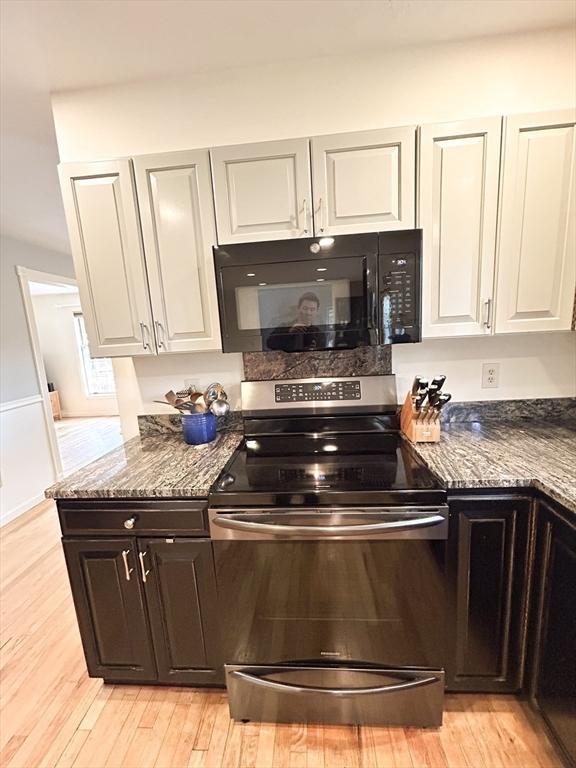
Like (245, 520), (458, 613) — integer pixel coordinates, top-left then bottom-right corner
(275, 380), (361, 403)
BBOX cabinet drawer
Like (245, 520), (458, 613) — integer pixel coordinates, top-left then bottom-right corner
(226, 665), (444, 727)
(58, 499), (208, 537)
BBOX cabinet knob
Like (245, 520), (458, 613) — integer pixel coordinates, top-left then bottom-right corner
(124, 516), (137, 530)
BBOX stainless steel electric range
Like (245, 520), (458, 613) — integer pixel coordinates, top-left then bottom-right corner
(208, 375), (449, 728)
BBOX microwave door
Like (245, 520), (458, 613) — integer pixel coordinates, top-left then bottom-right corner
(214, 238), (378, 353)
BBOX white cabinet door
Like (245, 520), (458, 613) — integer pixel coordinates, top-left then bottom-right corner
(495, 109), (576, 334)
(419, 117), (502, 337)
(211, 138), (312, 244)
(311, 126), (416, 235)
(133, 150), (221, 353)
(58, 160), (155, 357)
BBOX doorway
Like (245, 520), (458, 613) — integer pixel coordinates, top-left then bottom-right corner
(18, 268), (122, 477)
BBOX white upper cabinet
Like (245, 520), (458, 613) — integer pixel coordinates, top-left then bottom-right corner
(133, 150), (221, 353)
(58, 160), (155, 357)
(495, 109), (576, 334)
(311, 126), (416, 236)
(210, 138), (312, 243)
(419, 117), (502, 337)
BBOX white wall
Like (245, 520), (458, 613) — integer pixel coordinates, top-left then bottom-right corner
(112, 353), (244, 440)
(0, 397), (55, 526)
(31, 292), (118, 417)
(0, 235), (75, 524)
(0, 235), (75, 402)
(52, 29), (575, 161)
(51, 28), (576, 410)
(393, 333), (576, 403)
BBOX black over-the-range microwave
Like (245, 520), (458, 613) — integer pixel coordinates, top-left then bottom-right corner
(213, 230), (422, 354)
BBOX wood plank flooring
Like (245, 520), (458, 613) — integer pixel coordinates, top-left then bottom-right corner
(55, 417), (122, 475)
(0, 500), (563, 768)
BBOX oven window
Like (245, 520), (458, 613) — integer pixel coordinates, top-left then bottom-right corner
(213, 540), (448, 668)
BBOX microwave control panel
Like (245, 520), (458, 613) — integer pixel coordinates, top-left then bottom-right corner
(380, 251), (421, 343)
(275, 380), (361, 403)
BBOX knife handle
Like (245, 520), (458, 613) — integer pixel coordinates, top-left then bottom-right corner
(430, 375), (446, 391)
(411, 376), (423, 395)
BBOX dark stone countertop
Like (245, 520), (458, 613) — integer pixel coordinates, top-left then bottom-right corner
(408, 420), (576, 515)
(46, 411), (576, 515)
(45, 430), (243, 500)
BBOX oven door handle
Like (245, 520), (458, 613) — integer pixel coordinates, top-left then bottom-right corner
(228, 669), (440, 697)
(211, 513), (445, 537)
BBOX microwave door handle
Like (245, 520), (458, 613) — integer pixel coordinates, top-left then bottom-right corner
(211, 514), (445, 537)
(229, 669), (440, 697)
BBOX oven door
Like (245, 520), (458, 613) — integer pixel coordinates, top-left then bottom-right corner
(213, 235), (378, 353)
(210, 508), (448, 667)
(210, 506), (448, 726)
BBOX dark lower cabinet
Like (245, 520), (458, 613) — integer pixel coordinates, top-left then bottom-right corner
(62, 539), (157, 681)
(142, 539), (222, 685)
(447, 495), (532, 692)
(63, 534), (222, 685)
(530, 501), (576, 767)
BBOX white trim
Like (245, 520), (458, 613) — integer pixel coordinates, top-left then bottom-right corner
(61, 411), (119, 418)
(16, 266), (77, 287)
(17, 267), (79, 482)
(0, 492), (46, 528)
(0, 395), (43, 413)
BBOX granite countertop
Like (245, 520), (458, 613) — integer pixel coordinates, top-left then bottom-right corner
(46, 430), (243, 500)
(409, 420), (576, 514)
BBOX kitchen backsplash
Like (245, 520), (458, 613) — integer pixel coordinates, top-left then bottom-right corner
(242, 345), (392, 381)
(138, 411), (243, 437)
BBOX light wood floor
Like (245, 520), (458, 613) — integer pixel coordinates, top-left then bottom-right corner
(0, 500), (563, 768)
(55, 417), (122, 476)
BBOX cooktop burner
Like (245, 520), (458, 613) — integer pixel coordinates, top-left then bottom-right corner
(210, 376), (445, 507)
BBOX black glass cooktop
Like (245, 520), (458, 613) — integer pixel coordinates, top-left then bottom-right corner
(210, 415), (445, 507)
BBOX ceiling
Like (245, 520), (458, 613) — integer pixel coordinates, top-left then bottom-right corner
(1, 0), (575, 255)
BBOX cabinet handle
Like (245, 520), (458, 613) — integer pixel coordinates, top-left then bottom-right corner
(139, 551), (150, 583)
(124, 516), (137, 530)
(121, 549), (134, 581)
(302, 199), (309, 234)
(483, 298), (492, 329)
(155, 320), (165, 349)
(139, 322), (150, 350)
(316, 197), (325, 233)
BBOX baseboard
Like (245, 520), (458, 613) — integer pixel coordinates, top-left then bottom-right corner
(0, 492), (47, 527)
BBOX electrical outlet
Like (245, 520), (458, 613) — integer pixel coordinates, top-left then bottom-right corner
(184, 379), (199, 392)
(481, 362), (500, 389)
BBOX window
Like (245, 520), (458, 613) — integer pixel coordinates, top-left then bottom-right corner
(74, 314), (116, 396)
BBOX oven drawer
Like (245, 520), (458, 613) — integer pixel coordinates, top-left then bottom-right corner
(225, 665), (444, 727)
(58, 500), (208, 536)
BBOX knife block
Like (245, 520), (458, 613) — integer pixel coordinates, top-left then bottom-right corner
(400, 392), (441, 443)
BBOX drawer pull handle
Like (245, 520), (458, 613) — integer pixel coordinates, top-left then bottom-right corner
(121, 549), (133, 581)
(139, 551), (150, 583)
(229, 669), (439, 697)
(124, 516), (137, 530)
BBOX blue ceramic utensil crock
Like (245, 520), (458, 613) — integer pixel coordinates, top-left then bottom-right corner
(182, 413), (217, 445)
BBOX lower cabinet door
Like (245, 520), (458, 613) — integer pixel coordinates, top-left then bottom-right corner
(225, 665), (444, 727)
(62, 538), (157, 681)
(532, 503), (576, 766)
(140, 539), (223, 685)
(447, 496), (531, 691)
